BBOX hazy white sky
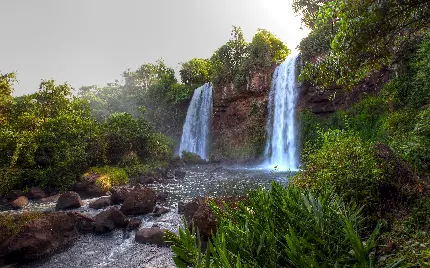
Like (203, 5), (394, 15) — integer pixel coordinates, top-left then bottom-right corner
(0, 0), (309, 96)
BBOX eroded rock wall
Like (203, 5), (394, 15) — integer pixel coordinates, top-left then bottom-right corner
(298, 68), (391, 116)
(211, 65), (276, 162)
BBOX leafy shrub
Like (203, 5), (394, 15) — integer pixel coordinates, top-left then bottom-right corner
(166, 183), (381, 267)
(294, 129), (382, 211)
(181, 151), (206, 164)
(88, 166), (128, 191)
(210, 27), (290, 89)
(410, 196), (430, 229)
(145, 132), (174, 161)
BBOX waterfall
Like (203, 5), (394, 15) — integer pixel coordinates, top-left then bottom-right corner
(179, 83), (213, 160)
(264, 55), (299, 171)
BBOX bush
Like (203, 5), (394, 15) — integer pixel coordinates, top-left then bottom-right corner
(166, 183), (381, 267)
(294, 129), (382, 211)
(181, 151), (206, 164)
(87, 166), (128, 191)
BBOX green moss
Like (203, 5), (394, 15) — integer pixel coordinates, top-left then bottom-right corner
(86, 166), (128, 191)
(181, 151), (206, 164)
(0, 212), (43, 244)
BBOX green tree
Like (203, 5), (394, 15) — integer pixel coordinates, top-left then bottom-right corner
(179, 58), (212, 88)
(296, 0), (430, 89)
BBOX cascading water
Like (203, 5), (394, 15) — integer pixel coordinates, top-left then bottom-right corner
(179, 83), (213, 160)
(264, 55), (299, 171)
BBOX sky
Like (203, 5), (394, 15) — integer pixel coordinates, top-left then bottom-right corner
(0, 0), (309, 96)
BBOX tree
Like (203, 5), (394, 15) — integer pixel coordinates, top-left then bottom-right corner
(0, 72), (17, 125)
(179, 58), (212, 88)
(296, 0), (430, 89)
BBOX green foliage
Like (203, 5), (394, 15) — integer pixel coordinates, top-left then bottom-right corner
(167, 183), (382, 267)
(0, 72), (16, 125)
(0, 80), (103, 194)
(296, 0), (430, 89)
(210, 26), (249, 86)
(181, 151), (206, 164)
(410, 196), (430, 229)
(88, 166), (128, 190)
(180, 58), (212, 89)
(294, 129), (382, 211)
(210, 27), (289, 89)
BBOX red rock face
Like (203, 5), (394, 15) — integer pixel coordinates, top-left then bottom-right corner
(211, 65), (276, 161)
(298, 68), (391, 116)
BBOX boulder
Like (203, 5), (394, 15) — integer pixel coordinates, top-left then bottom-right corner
(156, 191), (169, 203)
(89, 197), (112, 209)
(179, 196), (205, 222)
(137, 175), (155, 185)
(0, 212), (79, 261)
(191, 202), (218, 239)
(56, 192), (83, 210)
(120, 187), (156, 215)
(26, 187), (46, 199)
(94, 207), (128, 233)
(10, 196), (29, 210)
(110, 186), (130, 204)
(39, 194), (61, 203)
(126, 218), (142, 231)
(174, 170), (186, 179)
(135, 227), (167, 246)
(153, 205), (169, 217)
(70, 212), (95, 233)
(5, 190), (25, 201)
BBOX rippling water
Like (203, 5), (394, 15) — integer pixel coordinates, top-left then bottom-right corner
(7, 164), (293, 268)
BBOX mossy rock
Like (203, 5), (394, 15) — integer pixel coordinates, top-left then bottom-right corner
(181, 151), (207, 164)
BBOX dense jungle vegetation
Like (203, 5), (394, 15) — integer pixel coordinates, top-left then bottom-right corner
(1, 0), (429, 266)
(168, 0), (430, 267)
(0, 27), (288, 195)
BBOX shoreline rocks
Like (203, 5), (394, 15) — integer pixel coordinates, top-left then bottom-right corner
(135, 227), (168, 246)
(10, 196), (29, 210)
(56, 192), (83, 210)
(120, 187), (156, 215)
(94, 207), (128, 233)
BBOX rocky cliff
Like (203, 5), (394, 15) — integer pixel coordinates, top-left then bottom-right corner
(298, 68), (391, 115)
(211, 65), (276, 161)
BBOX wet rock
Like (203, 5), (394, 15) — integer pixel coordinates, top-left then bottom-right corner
(70, 212), (95, 233)
(94, 207), (128, 233)
(73, 173), (107, 198)
(191, 203), (218, 239)
(174, 170), (186, 179)
(180, 196), (205, 222)
(156, 191), (169, 203)
(110, 186), (130, 204)
(26, 187), (46, 199)
(89, 197), (112, 209)
(135, 227), (167, 246)
(39, 194), (61, 203)
(56, 192), (83, 210)
(138, 176), (155, 185)
(0, 212), (79, 261)
(5, 190), (25, 201)
(126, 218), (142, 231)
(10, 196), (29, 210)
(153, 205), (169, 217)
(178, 201), (186, 214)
(120, 187), (156, 215)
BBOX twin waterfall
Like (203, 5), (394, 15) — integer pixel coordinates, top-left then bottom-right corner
(179, 55), (299, 170)
(264, 55), (299, 171)
(179, 83), (213, 160)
